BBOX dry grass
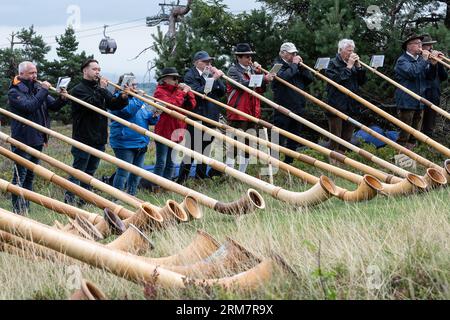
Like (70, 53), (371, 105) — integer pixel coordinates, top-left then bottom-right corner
(0, 123), (449, 300)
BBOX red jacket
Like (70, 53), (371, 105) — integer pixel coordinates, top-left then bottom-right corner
(226, 63), (267, 122)
(154, 83), (196, 142)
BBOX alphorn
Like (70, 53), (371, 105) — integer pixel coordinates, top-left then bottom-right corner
(0, 108), (264, 215)
(0, 177), (103, 226)
(145, 91), (443, 194)
(69, 279), (108, 300)
(141, 229), (221, 266)
(0, 131), (199, 221)
(0, 208), (284, 290)
(0, 147), (165, 237)
(161, 238), (262, 278)
(221, 73), (415, 180)
(359, 60), (450, 121)
(258, 67), (448, 188)
(113, 83), (381, 201)
(40, 88), (337, 207)
(0, 229), (78, 264)
(300, 62), (450, 158)
(429, 54), (450, 69)
(1, 227), (221, 268)
(184, 85), (430, 194)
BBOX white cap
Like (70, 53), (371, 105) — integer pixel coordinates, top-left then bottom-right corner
(280, 42), (298, 53)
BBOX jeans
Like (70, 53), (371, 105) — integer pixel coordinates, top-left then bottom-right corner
(153, 142), (176, 181)
(11, 145), (43, 214)
(112, 147), (147, 196)
(64, 145), (105, 204)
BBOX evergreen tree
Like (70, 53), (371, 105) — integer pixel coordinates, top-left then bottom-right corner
(44, 27), (92, 124)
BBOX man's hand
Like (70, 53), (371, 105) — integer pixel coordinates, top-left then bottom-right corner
(253, 61), (262, 72)
(265, 73), (274, 82)
(421, 50), (431, 61)
(347, 53), (360, 68)
(99, 78), (109, 89)
(179, 83), (191, 93)
(59, 88), (68, 100)
(431, 50), (444, 60)
(211, 67), (224, 80)
(293, 55), (303, 65)
(40, 81), (52, 90)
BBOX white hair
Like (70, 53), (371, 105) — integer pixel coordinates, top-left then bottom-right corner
(18, 61), (35, 74)
(338, 39), (355, 53)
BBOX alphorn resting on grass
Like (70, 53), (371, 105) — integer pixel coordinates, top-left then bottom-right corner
(167, 85), (439, 194)
(220, 71), (447, 189)
(138, 86), (444, 196)
(0, 208), (293, 291)
(0, 131), (202, 222)
(112, 83), (382, 201)
(11, 86), (337, 208)
(0, 108), (265, 215)
(259, 66), (448, 183)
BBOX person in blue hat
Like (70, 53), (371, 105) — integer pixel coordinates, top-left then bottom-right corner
(177, 51), (226, 183)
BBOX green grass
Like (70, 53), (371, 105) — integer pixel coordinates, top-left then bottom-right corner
(0, 123), (449, 300)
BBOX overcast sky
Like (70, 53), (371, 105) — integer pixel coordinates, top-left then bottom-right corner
(0, 0), (262, 81)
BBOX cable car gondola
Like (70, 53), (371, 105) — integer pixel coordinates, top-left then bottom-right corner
(99, 25), (117, 54)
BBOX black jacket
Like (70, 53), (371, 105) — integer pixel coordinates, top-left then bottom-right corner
(271, 56), (313, 115)
(424, 63), (448, 106)
(183, 67), (226, 123)
(71, 79), (128, 146)
(325, 54), (367, 115)
(8, 77), (66, 146)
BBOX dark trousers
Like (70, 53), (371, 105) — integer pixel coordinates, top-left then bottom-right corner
(327, 116), (355, 152)
(64, 145), (105, 204)
(11, 145), (43, 214)
(274, 113), (303, 164)
(397, 109), (424, 146)
(226, 121), (257, 161)
(422, 108), (437, 137)
(422, 91), (441, 137)
(178, 123), (218, 182)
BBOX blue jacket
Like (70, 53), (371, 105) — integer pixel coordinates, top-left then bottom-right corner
(271, 56), (313, 116)
(109, 95), (159, 149)
(325, 54), (367, 115)
(8, 77), (66, 146)
(394, 52), (436, 110)
(183, 66), (226, 123)
(424, 63), (448, 105)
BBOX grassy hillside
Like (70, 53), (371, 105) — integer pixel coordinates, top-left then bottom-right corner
(0, 124), (448, 300)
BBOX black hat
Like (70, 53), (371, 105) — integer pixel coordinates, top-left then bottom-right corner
(233, 43), (256, 55)
(157, 67), (182, 82)
(421, 34), (437, 45)
(80, 59), (99, 72)
(402, 33), (424, 51)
